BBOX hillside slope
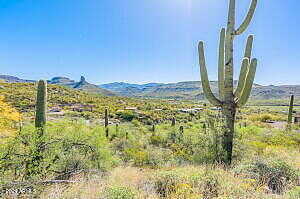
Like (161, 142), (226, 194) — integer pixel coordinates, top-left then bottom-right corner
(0, 83), (195, 122)
(100, 81), (300, 100)
(0, 75), (115, 96)
(0, 75), (35, 83)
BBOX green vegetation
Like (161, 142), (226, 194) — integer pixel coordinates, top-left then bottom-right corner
(0, 82), (201, 124)
(0, 105), (299, 198)
(0, 1), (299, 198)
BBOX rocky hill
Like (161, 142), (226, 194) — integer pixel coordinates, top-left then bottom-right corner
(71, 76), (115, 96)
(0, 75), (115, 96)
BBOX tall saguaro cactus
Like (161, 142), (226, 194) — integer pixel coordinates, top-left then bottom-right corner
(198, 0), (258, 164)
(35, 80), (47, 133)
(105, 108), (109, 137)
(288, 95), (294, 125)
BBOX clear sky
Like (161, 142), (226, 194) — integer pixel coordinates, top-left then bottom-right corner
(0, 0), (299, 85)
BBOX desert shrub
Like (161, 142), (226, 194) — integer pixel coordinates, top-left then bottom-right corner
(0, 121), (116, 181)
(150, 134), (164, 146)
(131, 119), (140, 127)
(150, 167), (223, 198)
(102, 186), (136, 199)
(235, 159), (299, 194)
(248, 113), (284, 123)
(201, 172), (220, 199)
(0, 96), (21, 138)
(262, 130), (300, 147)
(153, 170), (187, 197)
(123, 147), (149, 167)
(146, 147), (174, 168)
(116, 111), (137, 122)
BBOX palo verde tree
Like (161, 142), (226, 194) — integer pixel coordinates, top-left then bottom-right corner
(198, 0), (258, 164)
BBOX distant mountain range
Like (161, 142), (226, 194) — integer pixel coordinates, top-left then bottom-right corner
(99, 81), (300, 100)
(0, 75), (35, 83)
(0, 75), (115, 96)
(1, 74), (300, 100)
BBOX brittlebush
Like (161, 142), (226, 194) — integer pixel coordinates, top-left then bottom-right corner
(0, 95), (20, 137)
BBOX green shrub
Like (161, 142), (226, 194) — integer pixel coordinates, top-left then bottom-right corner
(150, 135), (164, 146)
(103, 186), (136, 199)
(116, 111), (137, 122)
(0, 121), (116, 181)
(123, 147), (149, 166)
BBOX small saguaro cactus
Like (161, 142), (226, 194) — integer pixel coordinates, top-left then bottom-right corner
(115, 123), (119, 133)
(198, 0), (258, 164)
(105, 108), (109, 137)
(288, 95), (294, 125)
(152, 124), (156, 132)
(203, 123), (207, 134)
(171, 117), (176, 126)
(35, 80), (47, 133)
(179, 126), (184, 134)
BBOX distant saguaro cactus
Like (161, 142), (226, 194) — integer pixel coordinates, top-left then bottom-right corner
(105, 108), (109, 137)
(288, 95), (294, 125)
(179, 126), (184, 134)
(116, 123), (119, 133)
(35, 80), (47, 133)
(198, 0), (258, 164)
(152, 124), (156, 132)
(171, 117), (176, 126)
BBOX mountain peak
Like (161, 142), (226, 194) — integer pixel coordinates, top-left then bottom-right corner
(80, 76), (86, 83)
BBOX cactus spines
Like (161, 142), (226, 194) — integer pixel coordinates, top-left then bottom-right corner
(288, 95), (294, 124)
(198, 0), (258, 164)
(105, 108), (109, 137)
(35, 80), (47, 132)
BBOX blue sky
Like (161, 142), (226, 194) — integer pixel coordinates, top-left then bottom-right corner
(0, 0), (299, 85)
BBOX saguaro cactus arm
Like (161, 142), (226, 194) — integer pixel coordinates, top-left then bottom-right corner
(198, 42), (222, 107)
(227, 0), (236, 32)
(218, 28), (226, 100)
(244, 35), (254, 59)
(234, 35), (254, 97)
(235, 0), (258, 35)
(236, 58), (257, 107)
(234, 58), (250, 99)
